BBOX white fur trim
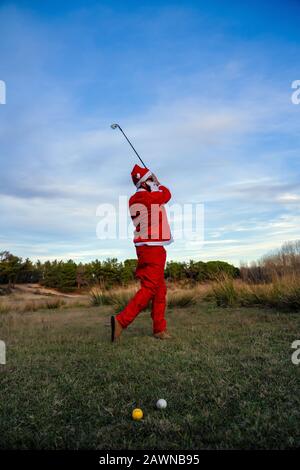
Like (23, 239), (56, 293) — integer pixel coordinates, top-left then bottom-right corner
(135, 237), (174, 246)
(136, 170), (152, 187)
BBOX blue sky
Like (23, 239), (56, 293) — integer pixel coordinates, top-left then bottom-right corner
(0, 0), (300, 265)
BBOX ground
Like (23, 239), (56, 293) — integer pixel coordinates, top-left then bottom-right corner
(0, 301), (300, 449)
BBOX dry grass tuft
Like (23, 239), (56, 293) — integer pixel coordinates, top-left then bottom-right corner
(90, 284), (204, 311)
(211, 274), (300, 312)
(0, 302), (10, 315)
(167, 289), (197, 308)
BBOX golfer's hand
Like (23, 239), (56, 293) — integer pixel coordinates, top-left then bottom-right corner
(151, 173), (160, 186)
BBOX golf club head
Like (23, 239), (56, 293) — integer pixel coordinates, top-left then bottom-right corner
(110, 123), (119, 130)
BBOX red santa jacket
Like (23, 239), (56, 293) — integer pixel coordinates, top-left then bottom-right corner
(129, 185), (172, 246)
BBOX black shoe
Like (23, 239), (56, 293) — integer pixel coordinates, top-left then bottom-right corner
(111, 315), (115, 343)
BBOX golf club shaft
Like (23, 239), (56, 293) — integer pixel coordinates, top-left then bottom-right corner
(117, 126), (147, 168)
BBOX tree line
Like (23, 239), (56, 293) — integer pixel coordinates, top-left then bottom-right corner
(0, 251), (239, 291)
(240, 240), (300, 283)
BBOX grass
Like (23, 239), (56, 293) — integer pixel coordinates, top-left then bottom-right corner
(211, 274), (300, 312)
(90, 286), (138, 311)
(0, 298), (90, 314)
(89, 288), (114, 306)
(167, 288), (196, 308)
(0, 303), (10, 315)
(23, 299), (67, 311)
(90, 285), (198, 311)
(0, 302), (300, 449)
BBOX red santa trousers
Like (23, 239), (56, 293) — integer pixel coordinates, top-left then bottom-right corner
(116, 245), (167, 334)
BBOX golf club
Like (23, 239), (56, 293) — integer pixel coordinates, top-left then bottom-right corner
(110, 123), (147, 168)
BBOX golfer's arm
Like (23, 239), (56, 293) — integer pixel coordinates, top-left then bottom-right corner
(149, 185), (171, 204)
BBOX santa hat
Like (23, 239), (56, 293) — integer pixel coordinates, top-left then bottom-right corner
(131, 164), (152, 187)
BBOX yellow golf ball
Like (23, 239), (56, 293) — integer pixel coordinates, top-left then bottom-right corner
(132, 408), (143, 421)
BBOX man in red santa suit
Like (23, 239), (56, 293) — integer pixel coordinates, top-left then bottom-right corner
(111, 164), (173, 342)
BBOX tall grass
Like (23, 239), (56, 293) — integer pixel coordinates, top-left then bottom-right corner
(22, 299), (66, 311)
(0, 298), (67, 314)
(45, 299), (66, 309)
(211, 274), (300, 312)
(0, 302), (10, 314)
(90, 286), (138, 311)
(90, 285), (198, 311)
(167, 289), (196, 308)
(211, 275), (239, 307)
(89, 289), (113, 306)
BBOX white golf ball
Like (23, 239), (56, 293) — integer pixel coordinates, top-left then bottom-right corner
(156, 399), (167, 409)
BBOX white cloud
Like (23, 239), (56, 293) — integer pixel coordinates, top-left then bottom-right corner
(277, 193), (300, 203)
